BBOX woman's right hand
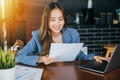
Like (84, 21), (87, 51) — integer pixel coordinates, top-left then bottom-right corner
(38, 56), (56, 65)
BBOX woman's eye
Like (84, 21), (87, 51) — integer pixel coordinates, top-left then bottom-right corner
(59, 19), (63, 21)
(50, 18), (64, 21)
(51, 19), (55, 21)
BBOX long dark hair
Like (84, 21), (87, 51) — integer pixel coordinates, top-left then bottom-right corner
(39, 2), (67, 56)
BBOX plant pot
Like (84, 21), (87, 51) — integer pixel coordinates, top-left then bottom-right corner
(0, 67), (15, 80)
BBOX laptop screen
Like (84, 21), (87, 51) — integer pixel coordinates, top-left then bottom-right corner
(105, 45), (120, 73)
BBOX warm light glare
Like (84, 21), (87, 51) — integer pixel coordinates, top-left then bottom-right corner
(1, 0), (15, 50)
(1, 0), (15, 20)
(1, 0), (5, 20)
(3, 22), (7, 51)
(1, 0), (7, 51)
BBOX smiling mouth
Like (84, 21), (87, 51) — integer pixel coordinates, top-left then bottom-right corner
(54, 27), (61, 30)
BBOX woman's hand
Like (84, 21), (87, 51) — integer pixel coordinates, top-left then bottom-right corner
(38, 55), (56, 65)
(93, 56), (109, 63)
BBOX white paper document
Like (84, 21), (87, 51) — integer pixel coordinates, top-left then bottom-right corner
(15, 65), (43, 80)
(49, 43), (84, 62)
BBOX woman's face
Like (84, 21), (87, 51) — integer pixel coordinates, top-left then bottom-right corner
(49, 8), (65, 34)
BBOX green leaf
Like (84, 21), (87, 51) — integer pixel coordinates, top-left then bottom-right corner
(0, 47), (16, 69)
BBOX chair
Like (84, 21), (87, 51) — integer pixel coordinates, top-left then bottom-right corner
(10, 39), (24, 56)
(104, 44), (115, 58)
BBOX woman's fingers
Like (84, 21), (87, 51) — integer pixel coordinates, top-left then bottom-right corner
(94, 56), (110, 63)
(43, 57), (56, 65)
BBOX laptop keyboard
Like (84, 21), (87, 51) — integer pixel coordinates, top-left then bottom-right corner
(80, 60), (108, 72)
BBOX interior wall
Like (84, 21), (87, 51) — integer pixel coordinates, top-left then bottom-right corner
(16, 0), (58, 42)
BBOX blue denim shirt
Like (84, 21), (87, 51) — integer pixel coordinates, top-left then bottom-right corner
(16, 28), (95, 66)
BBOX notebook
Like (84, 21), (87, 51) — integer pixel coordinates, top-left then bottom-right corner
(78, 45), (120, 74)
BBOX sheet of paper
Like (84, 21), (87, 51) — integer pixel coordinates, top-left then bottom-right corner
(15, 65), (43, 80)
(49, 43), (84, 62)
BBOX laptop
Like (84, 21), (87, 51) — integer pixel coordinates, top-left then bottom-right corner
(78, 45), (120, 74)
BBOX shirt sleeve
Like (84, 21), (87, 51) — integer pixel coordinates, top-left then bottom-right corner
(16, 38), (41, 66)
(75, 51), (95, 61)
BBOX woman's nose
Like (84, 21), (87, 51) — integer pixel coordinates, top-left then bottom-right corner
(55, 20), (60, 25)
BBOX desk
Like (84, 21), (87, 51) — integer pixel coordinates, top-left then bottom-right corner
(33, 61), (120, 80)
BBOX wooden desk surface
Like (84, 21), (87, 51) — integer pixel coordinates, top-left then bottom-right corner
(34, 61), (120, 80)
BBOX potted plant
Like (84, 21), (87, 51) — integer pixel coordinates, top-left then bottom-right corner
(0, 47), (16, 80)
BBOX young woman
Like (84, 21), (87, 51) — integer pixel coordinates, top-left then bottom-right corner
(16, 2), (108, 66)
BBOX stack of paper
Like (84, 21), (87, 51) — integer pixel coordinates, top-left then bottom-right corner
(15, 65), (43, 80)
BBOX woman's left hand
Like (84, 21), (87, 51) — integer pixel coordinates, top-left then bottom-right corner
(93, 56), (109, 63)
